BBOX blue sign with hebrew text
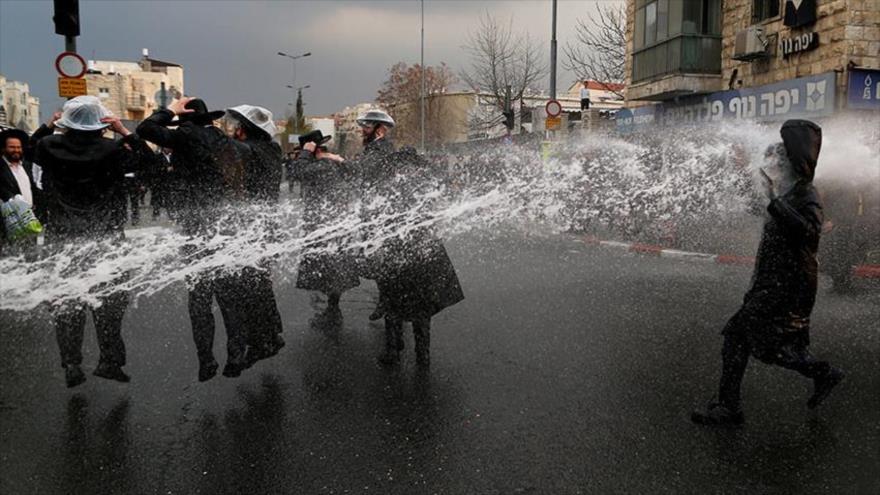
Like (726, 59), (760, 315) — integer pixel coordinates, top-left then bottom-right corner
(847, 68), (880, 110)
(617, 72), (837, 132)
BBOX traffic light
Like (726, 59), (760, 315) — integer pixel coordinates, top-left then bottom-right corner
(503, 110), (515, 130)
(53, 0), (80, 37)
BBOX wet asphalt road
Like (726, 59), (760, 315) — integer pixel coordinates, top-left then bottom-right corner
(1, 232), (878, 494)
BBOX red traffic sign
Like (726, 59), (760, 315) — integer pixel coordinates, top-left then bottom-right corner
(55, 51), (87, 79)
(545, 99), (562, 117)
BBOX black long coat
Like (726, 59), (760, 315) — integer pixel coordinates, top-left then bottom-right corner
(723, 120), (824, 358)
(137, 110), (243, 235)
(290, 149), (360, 294)
(357, 144), (464, 320)
(34, 130), (142, 242)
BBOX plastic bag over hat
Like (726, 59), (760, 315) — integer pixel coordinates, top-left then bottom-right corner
(55, 95), (112, 131)
(226, 105), (278, 138)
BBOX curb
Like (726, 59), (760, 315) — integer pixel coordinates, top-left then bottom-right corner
(581, 236), (880, 279)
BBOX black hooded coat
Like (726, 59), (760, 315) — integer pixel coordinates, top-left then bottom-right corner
(723, 120), (824, 358)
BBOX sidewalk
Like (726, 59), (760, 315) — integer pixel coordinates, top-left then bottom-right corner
(578, 234), (880, 279)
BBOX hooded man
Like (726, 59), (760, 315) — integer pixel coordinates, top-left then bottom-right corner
(692, 119), (844, 426)
(290, 129), (360, 313)
(34, 96), (146, 387)
(137, 97), (249, 382)
(223, 104), (286, 365)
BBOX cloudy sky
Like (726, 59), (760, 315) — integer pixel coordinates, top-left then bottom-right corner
(0, 0), (622, 120)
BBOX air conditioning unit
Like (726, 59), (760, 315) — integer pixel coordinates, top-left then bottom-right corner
(733, 26), (769, 61)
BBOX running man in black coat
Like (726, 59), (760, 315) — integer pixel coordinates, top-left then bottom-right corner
(692, 120), (844, 426)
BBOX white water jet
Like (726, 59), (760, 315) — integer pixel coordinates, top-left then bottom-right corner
(1, 119), (875, 312)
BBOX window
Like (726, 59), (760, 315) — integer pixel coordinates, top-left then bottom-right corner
(753, 0), (779, 22)
(645, 2), (658, 45)
(631, 0), (722, 83)
(99, 87), (111, 99)
(657, 0), (669, 41)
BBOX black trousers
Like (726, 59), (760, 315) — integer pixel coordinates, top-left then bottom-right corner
(384, 316), (430, 353)
(55, 291), (129, 368)
(236, 266), (284, 349)
(188, 273), (246, 367)
(718, 331), (831, 410)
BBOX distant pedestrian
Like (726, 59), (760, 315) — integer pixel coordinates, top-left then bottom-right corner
(580, 83), (590, 111)
(692, 120), (844, 426)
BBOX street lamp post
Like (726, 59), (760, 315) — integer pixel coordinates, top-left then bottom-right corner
(420, 0), (426, 152)
(277, 51), (312, 91)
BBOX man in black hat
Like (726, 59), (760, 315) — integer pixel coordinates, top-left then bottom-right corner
(290, 129), (360, 314)
(1, 127), (44, 255)
(137, 97), (249, 382)
(223, 104), (286, 366)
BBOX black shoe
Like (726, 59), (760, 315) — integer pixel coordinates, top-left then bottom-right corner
(691, 402), (744, 427)
(808, 368), (844, 409)
(198, 360), (219, 382)
(222, 361), (246, 378)
(65, 365), (86, 388)
(93, 363), (131, 383)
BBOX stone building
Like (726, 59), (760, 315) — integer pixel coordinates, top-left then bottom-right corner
(85, 49), (184, 123)
(0, 74), (41, 132)
(619, 0), (880, 130)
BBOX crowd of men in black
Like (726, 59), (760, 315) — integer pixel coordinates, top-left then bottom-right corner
(0, 96), (463, 390)
(1, 99), (846, 426)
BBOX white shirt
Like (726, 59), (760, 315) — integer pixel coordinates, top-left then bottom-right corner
(580, 87), (590, 99)
(4, 156), (33, 206)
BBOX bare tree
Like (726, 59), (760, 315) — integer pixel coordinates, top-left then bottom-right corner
(563, 5), (626, 98)
(375, 62), (458, 147)
(460, 12), (547, 133)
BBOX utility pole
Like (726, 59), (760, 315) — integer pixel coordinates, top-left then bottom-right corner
(420, 0), (426, 152)
(550, 0), (557, 100)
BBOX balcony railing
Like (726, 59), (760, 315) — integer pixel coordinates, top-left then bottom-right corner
(632, 34), (722, 84)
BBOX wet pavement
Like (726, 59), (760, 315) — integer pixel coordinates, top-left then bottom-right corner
(1, 232), (878, 494)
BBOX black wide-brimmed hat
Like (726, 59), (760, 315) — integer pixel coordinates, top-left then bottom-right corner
(0, 127), (30, 147)
(174, 98), (225, 125)
(298, 129), (332, 147)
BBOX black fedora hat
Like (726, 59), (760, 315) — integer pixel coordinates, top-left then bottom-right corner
(174, 98), (225, 125)
(298, 129), (332, 147)
(0, 127), (30, 148)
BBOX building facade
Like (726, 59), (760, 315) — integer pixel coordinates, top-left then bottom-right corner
(620, 0), (880, 130)
(0, 74), (41, 132)
(85, 49), (184, 123)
